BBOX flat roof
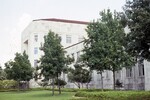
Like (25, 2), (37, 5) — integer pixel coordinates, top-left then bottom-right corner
(33, 18), (89, 25)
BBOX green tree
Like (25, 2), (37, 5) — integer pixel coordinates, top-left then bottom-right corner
(123, 0), (150, 60)
(4, 60), (13, 80)
(53, 79), (67, 88)
(0, 66), (7, 80)
(4, 52), (33, 90)
(83, 9), (134, 90)
(38, 30), (66, 95)
(68, 63), (92, 89)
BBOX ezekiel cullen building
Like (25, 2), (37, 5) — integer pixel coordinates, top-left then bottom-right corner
(21, 18), (150, 90)
(21, 18), (88, 88)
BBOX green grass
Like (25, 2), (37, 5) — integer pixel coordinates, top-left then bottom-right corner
(0, 90), (75, 100)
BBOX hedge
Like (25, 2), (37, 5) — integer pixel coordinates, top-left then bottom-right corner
(0, 80), (17, 89)
(73, 91), (150, 100)
(30, 88), (112, 92)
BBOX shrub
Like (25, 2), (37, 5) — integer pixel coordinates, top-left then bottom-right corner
(74, 91), (150, 100)
(0, 80), (17, 89)
(54, 79), (67, 87)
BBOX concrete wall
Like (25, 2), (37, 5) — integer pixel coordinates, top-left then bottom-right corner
(144, 60), (150, 91)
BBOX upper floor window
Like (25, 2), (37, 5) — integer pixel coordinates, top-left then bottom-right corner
(34, 47), (38, 54)
(34, 34), (38, 42)
(66, 35), (71, 43)
(57, 34), (62, 42)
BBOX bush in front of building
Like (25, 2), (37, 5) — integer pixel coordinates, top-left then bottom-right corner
(73, 91), (150, 100)
(30, 88), (112, 93)
(0, 80), (17, 89)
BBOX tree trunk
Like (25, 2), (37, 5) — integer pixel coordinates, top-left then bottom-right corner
(17, 80), (20, 91)
(86, 83), (89, 89)
(78, 83), (80, 89)
(100, 72), (104, 91)
(27, 81), (29, 89)
(52, 78), (55, 96)
(57, 74), (61, 95)
(113, 70), (116, 90)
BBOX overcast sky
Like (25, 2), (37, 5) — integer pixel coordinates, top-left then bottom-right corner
(0, 0), (126, 67)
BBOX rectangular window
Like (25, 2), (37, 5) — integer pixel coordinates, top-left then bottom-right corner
(97, 74), (101, 81)
(34, 47), (38, 54)
(34, 60), (38, 67)
(106, 71), (109, 79)
(138, 61), (144, 76)
(126, 68), (132, 77)
(66, 35), (71, 43)
(58, 34), (62, 42)
(34, 34), (38, 42)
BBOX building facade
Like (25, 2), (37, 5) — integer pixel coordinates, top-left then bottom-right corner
(21, 18), (88, 87)
(21, 18), (150, 90)
(64, 41), (150, 90)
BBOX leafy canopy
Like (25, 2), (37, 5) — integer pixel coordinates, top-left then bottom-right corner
(4, 51), (33, 81)
(82, 9), (135, 90)
(123, 0), (150, 60)
(38, 30), (66, 80)
(83, 9), (134, 72)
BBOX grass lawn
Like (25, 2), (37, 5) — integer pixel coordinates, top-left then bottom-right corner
(0, 90), (75, 100)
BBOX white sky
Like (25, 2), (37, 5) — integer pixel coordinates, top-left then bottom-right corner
(0, 0), (126, 67)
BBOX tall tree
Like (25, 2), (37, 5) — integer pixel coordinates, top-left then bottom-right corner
(4, 52), (33, 90)
(83, 9), (134, 90)
(123, 0), (150, 60)
(38, 30), (66, 95)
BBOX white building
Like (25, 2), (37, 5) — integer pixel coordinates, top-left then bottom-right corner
(21, 18), (150, 90)
(64, 40), (150, 90)
(21, 18), (88, 67)
(21, 18), (88, 87)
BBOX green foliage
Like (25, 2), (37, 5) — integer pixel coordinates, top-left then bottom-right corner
(54, 79), (67, 87)
(62, 55), (74, 74)
(38, 30), (66, 80)
(49, 79), (67, 87)
(68, 64), (92, 89)
(4, 52), (33, 82)
(0, 87), (112, 92)
(123, 0), (150, 60)
(0, 80), (17, 89)
(0, 66), (7, 80)
(37, 30), (68, 95)
(36, 81), (49, 87)
(84, 9), (134, 71)
(82, 9), (134, 89)
(74, 91), (150, 100)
